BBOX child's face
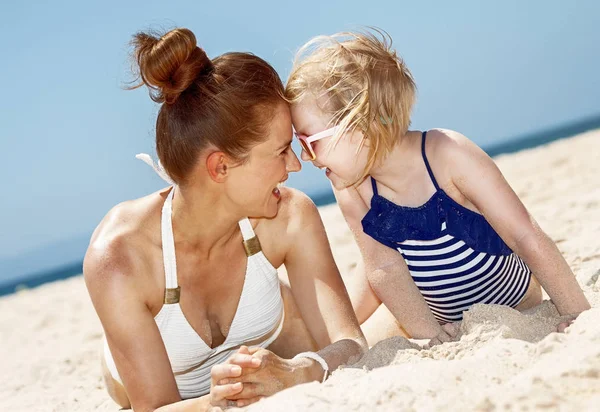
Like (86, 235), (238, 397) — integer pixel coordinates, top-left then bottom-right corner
(290, 96), (370, 189)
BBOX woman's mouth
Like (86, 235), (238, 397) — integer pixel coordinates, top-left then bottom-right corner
(271, 175), (287, 201)
(272, 187), (281, 200)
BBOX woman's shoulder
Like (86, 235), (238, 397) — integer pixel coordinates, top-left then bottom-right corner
(83, 191), (164, 297)
(255, 187), (320, 232)
(247, 187), (318, 267)
(252, 187), (322, 256)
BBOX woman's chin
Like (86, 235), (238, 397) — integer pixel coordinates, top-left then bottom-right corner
(269, 199), (282, 217)
(261, 199), (281, 220)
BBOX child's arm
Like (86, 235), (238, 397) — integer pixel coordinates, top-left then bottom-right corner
(332, 185), (452, 342)
(344, 257), (382, 324)
(435, 129), (590, 316)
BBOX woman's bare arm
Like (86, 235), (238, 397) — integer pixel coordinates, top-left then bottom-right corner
(282, 190), (368, 371)
(215, 190), (368, 404)
(84, 240), (241, 411)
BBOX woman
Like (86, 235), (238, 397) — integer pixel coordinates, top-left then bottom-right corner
(84, 27), (366, 411)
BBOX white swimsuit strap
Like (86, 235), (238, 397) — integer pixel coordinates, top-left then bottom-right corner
(137, 153), (178, 290)
(137, 153), (256, 278)
(238, 218), (256, 241)
(161, 188), (178, 289)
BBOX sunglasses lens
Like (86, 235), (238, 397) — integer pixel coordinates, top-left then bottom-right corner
(298, 138), (315, 159)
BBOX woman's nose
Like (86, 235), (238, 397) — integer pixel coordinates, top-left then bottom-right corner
(287, 149), (302, 173)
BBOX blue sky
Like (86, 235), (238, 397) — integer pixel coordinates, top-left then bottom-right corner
(0, 0), (599, 281)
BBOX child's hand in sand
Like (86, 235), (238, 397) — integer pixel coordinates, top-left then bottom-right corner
(557, 315), (578, 333)
(442, 322), (461, 338)
(426, 322), (461, 348)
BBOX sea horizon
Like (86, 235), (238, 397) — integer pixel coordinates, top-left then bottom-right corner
(2, 112), (599, 296)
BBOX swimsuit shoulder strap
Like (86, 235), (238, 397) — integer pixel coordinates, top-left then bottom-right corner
(238, 218), (262, 257)
(161, 188), (181, 304)
(370, 176), (379, 196)
(421, 131), (440, 191)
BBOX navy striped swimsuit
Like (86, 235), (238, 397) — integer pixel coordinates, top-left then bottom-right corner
(361, 131), (531, 323)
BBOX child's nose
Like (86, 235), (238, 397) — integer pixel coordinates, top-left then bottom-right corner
(300, 149), (311, 161)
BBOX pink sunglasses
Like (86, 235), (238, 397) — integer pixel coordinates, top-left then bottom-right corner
(296, 126), (342, 160)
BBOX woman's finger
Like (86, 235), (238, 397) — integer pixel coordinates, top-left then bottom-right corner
(211, 364), (242, 385)
(246, 346), (262, 355)
(219, 371), (261, 385)
(236, 395), (265, 408)
(237, 345), (251, 355)
(219, 376), (243, 385)
(228, 353), (262, 369)
(229, 382), (264, 400)
(211, 382), (243, 402)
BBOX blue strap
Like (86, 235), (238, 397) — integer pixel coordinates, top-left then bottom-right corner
(421, 131), (440, 191)
(370, 176), (379, 195)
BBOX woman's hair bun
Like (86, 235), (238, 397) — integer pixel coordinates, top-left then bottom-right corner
(131, 28), (213, 104)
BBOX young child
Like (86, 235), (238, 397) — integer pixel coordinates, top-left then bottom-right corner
(285, 30), (590, 346)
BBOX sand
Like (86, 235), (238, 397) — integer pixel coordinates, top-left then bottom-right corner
(1, 130), (599, 411)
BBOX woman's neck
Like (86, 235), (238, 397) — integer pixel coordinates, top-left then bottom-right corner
(169, 184), (244, 255)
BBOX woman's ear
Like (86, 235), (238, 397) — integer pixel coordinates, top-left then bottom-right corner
(206, 151), (230, 183)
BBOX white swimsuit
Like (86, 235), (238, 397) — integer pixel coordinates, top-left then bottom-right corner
(103, 156), (285, 398)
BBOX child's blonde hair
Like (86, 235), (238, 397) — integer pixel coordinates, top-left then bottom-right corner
(286, 28), (416, 184)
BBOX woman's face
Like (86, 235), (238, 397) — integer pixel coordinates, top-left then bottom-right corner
(226, 103), (302, 218)
(290, 96), (370, 190)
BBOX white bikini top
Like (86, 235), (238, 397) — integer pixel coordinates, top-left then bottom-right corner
(103, 154), (285, 398)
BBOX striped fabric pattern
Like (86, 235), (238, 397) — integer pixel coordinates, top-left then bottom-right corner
(397, 222), (531, 323)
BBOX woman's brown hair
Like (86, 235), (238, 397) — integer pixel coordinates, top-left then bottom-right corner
(130, 28), (285, 184)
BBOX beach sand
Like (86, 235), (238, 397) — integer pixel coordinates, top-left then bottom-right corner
(1, 130), (599, 411)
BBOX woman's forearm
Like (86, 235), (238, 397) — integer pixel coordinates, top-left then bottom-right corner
(293, 337), (367, 384)
(154, 395), (212, 412)
(516, 228), (590, 315)
(318, 336), (367, 372)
